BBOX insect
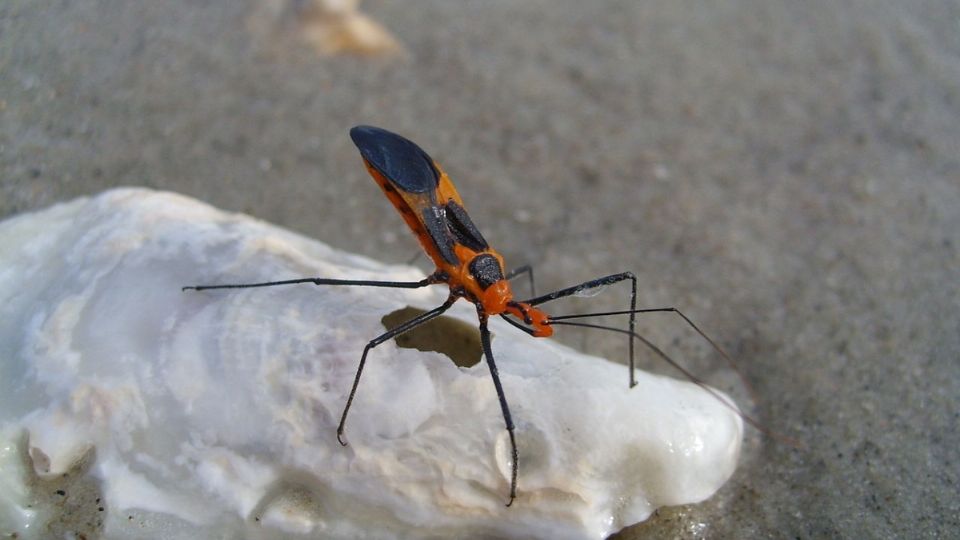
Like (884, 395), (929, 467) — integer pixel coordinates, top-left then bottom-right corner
(184, 125), (755, 506)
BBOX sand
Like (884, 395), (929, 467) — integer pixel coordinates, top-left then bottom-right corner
(1, 0), (957, 537)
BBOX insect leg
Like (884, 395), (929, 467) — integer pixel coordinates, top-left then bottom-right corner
(504, 264), (536, 297)
(477, 313), (518, 507)
(183, 275), (439, 292)
(337, 294), (458, 445)
(523, 273), (639, 387)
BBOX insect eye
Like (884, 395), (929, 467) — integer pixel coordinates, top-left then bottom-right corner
(468, 254), (504, 290)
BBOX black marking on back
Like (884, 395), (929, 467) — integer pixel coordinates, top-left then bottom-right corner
(422, 206), (460, 265)
(444, 200), (489, 252)
(350, 126), (439, 194)
(469, 254), (504, 290)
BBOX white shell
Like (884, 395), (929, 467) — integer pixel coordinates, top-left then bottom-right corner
(0, 189), (742, 539)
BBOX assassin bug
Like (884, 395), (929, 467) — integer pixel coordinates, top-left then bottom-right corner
(184, 125), (758, 506)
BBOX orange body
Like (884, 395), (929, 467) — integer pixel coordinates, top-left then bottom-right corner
(361, 159), (553, 337)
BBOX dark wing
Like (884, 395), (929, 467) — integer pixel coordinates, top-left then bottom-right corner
(444, 200), (489, 252)
(349, 126), (440, 194)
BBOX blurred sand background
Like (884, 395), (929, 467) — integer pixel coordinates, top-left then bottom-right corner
(1, 0), (958, 538)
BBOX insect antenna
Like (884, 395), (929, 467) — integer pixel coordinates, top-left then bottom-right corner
(548, 318), (801, 447)
(549, 307), (759, 405)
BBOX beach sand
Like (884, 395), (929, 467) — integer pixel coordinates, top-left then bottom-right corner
(2, 0), (957, 537)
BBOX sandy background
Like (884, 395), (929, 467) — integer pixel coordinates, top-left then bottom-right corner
(2, 0), (958, 538)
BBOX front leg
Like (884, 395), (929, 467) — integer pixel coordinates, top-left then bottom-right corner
(337, 294), (458, 445)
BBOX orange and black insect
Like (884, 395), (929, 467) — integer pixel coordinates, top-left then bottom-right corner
(184, 125), (758, 506)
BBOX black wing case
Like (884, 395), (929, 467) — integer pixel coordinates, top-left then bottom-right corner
(350, 126), (440, 194)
